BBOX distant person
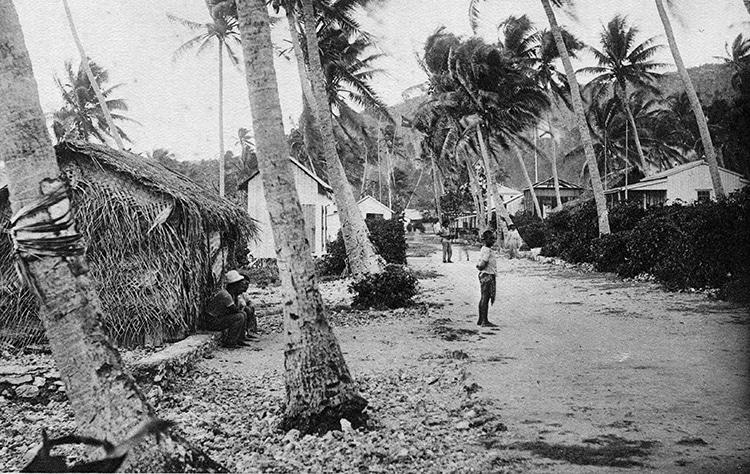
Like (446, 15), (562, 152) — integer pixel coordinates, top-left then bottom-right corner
(438, 218), (454, 263)
(476, 230), (498, 327)
(507, 224), (522, 259)
(204, 270), (256, 348)
(455, 231), (471, 261)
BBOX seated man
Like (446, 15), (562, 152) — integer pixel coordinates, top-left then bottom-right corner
(204, 270), (256, 348)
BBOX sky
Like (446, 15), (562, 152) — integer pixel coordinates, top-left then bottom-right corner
(12, 0), (750, 162)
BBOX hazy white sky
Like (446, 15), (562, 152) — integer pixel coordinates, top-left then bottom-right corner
(13, 0), (749, 161)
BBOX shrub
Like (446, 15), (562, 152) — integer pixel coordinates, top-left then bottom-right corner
(319, 218), (408, 277)
(367, 218), (408, 265)
(321, 232), (347, 276)
(350, 265), (419, 309)
(513, 211), (546, 248)
(590, 233), (628, 273)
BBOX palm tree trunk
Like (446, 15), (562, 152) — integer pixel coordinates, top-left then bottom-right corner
(219, 40), (226, 197)
(62, 0), (124, 151)
(236, 0), (367, 434)
(512, 144), (543, 217)
(0, 3), (219, 470)
(620, 87), (649, 173)
(297, 0), (384, 279)
(464, 152), (487, 231)
(548, 112), (563, 209)
(655, 0), (725, 198)
(541, 0), (610, 234)
(476, 126), (512, 242)
(429, 148), (443, 220)
(360, 146), (368, 198)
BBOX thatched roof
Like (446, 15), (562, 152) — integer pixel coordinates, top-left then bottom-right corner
(1, 141), (260, 349)
(56, 141), (257, 236)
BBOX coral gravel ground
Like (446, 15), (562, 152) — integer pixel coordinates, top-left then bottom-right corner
(1, 233), (748, 473)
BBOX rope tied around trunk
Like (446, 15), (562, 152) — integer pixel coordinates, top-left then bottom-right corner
(8, 180), (85, 302)
(9, 181), (84, 259)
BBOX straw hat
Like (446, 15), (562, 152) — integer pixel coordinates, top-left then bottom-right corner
(224, 270), (245, 284)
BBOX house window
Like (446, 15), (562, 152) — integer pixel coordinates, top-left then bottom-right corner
(366, 213), (384, 220)
(696, 190), (711, 203)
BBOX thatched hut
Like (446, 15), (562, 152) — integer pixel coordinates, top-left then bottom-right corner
(0, 141), (257, 349)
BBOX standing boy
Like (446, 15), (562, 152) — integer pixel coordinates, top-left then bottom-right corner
(476, 230), (498, 327)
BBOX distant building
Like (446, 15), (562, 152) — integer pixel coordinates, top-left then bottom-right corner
(522, 177), (584, 218)
(240, 157), (333, 258)
(605, 161), (749, 208)
(327, 195), (393, 241)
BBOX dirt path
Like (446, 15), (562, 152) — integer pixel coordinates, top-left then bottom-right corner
(204, 233), (750, 472)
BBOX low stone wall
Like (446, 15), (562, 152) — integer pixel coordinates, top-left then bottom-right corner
(0, 332), (222, 405)
(0, 365), (66, 404)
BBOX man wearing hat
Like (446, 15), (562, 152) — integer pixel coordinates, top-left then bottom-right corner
(204, 270), (256, 348)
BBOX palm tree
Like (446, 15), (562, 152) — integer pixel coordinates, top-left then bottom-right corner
(719, 33), (750, 91)
(579, 15), (665, 174)
(235, 0), (367, 434)
(62, 0), (124, 150)
(535, 28), (584, 208)
(654, 0), (725, 198)
(0, 1), (220, 469)
(168, 12), (241, 197)
(52, 59), (137, 144)
(539, 0), (610, 235)
(468, 0), (610, 235)
(285, 0), (385, 279)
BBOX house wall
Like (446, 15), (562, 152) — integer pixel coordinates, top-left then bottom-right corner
(326, 197), (393, 242)
(667, 165), (748, 203)
(359, 198), (393, 220)
(247, 165), (331, 258)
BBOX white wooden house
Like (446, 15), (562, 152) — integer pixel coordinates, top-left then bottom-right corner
(240, 157), (333, 258)
(326, 195), (393, 241)
(605, 160), (749, 208)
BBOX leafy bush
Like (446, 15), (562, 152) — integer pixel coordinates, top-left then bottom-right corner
(367, 218), (408, 265)
(541, 199), (598, 263)
(320, 232), (347, 276)
(538, 189), (750, 301)
(320, 218), (408, 277)
(590, 233), (628, 273)
(349, 264), (419, 309)
(513, 211), (546, 248)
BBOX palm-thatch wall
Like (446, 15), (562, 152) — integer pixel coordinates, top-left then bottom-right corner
(0, 141), (257, 349)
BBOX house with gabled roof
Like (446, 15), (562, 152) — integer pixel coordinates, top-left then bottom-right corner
(605, 160), (749, 208)
(525, 177), (584, 217)
(239, 156), (333, 258)
(326, 195), (393, 241)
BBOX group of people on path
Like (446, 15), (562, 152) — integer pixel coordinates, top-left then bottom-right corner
(436, 218), (524, 328)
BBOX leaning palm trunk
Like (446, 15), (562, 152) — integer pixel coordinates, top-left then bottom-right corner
(236, 0), (367, 434)
(547, 112), (563, 209)
(619, 86), (649, 173)
(464, 152), (487, 232)
(476, 126), (512, 241)
(296, 0), (384, 279)
(429, 148), (443, 220)
(0, 3), (219, 470)
(512, 144), (543, 217)
(62, 0), (124, 151)
(218, 40), (226, 196)
(541, 0), (610, 234)
(655, 0), (725, 198)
